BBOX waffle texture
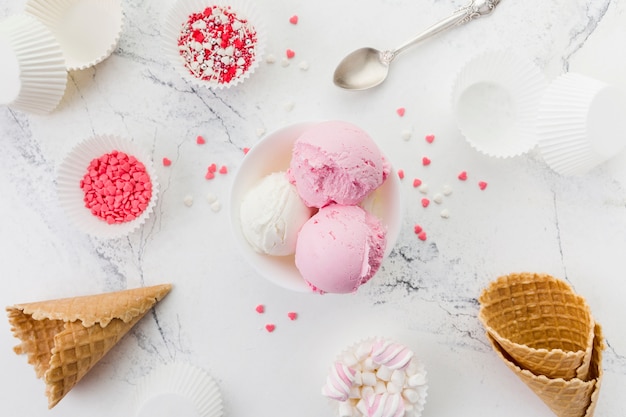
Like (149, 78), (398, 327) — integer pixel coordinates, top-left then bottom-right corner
(6, 284), (172, 408)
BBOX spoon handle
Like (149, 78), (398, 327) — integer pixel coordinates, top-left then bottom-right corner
(389, 0), (501, 60)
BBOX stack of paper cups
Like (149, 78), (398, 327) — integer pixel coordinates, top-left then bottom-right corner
(537, 73), (626, 176)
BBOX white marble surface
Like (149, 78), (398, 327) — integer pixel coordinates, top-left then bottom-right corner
(1, 0), (626, 416)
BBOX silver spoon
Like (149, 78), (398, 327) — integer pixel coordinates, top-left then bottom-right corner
(333, 0), (502, 90)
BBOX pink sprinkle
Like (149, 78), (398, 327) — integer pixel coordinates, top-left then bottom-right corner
(255, 304), (265, 314)
(286, 49), (295, 59)
(196, 135), (206, 145)
(243, 147), (250, 154)
(412, 178), (422, 187)
(425, 134), (435, 143)
(418, 231), (427, 241)
(413, 224), (423, 234)
(208, 163), (217, 173)
(205, 171), (215, 180)
(162, 157), (171, 167)
(219, 165), (228, 174)
(422, 157), (431, 166)
(396, 107), (405, 117)
(265, 324), (276, 333)
(458, 171), (468, 181)
(421, 198), (430, 208)
(289, 15), (298, 24)
(479, 181), (488, 190)
(287, 312), (298, 320)
(397, 169), (405, 179)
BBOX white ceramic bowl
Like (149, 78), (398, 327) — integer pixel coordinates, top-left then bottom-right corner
(229, 122), (403, 293)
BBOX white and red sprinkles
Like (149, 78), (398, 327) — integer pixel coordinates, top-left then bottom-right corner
(80, 151), (152, 225)
(177, 5), (258, 85)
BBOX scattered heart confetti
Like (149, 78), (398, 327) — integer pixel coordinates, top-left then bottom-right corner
(479, 181), (488, 190)
(418, 184), (429, 194)
(205, 171), (215, 180)
(412, 178), (422, 188)
(458, 171), (468, 181)
(440, 209), (450, 219)
(289, 15), (298, 24)
(418, 231), (427, 241)
(265, 324), (276, 333)
(208, 163), (217, 173)
(286, 49), (295, 59)
(196, 135), (206, 145)
(421, 198), (430, 208)
(287, 312), (298, 320)
(183, 195), (194, 207)
(442, 185), (453, 196)
(422, 157), (431, 166)
(219, 165), (228, 174)
(397, 169), (405, 179)
(255, 304), (265, 314)
(243, 147), (250, 154)
(425, 134), (435, 143)
(413, 225), (423, 234)
(162, 157), (172, 167)
(433, 193), (443, 204)
(396, 107), (406, 117)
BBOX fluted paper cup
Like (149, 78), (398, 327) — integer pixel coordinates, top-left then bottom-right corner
(163, 0), (266, 90)
(57, 134), (159, 239)
(0, 14), (67, 115)
(133, 362), (223, 417)
(25, 0), (124, 71)
(451, 50), (547, 158)
(537, 73), (626, 176)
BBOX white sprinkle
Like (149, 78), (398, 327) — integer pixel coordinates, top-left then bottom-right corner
(298, 61), (309, 70)
(210, 200), (222, 212)
(207, 193), (218, 204)
(183, 195), (194, 207)
(440, 209), (450, 219)
(191, 20), (207, 30)
(401, 129), (412, 141)
(418, 184), (429, 194)
(232, 20), (242, 30)
(284, 101), (295, 112)
(265, 54), (276, 64)
(433, 193), (443, 204)
(256, 127), (266, 137)
(442, 184), (453, 196)
(281, 58), (290, 67)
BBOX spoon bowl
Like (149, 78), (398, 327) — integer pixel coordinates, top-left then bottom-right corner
(333, 47), (390, 90)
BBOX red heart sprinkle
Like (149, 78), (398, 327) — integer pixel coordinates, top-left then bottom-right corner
(412, 178), (422, 187)
(265, 324), (276, 333)
(162, 157), (172, 167)
(243, 147), (250, 154)
(205, 171), (215, 180)
(397, 169), (405, 179)
(289, 15), (298, 24)
(421, 198), (430, 208)
(458, 171), (468, 181)
(208, 163), (217, 173)
(196, 135), (206, 145)
(425, 134), (435, 143)
(422, 157), (431, 166)
(418, 231), (427, 241)
(219, 165), (228, 174)
(414, 224), (423, 234)
(286, 49), (295, 59)
(396, 107), (405, 117)
(479, 181), (488, 190)
(287, 312), (297, 320)
(255, 304), (264, 314)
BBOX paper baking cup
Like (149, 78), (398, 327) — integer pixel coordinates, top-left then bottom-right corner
(163, 0), (266, 90)
(133, 362), (223, 417)
(0, 14), (67, 114)
(451, 50), (547, 158)
(537, 73), (626, 176)
(56, 134), (159, 239)
(25, 0), (124, 71)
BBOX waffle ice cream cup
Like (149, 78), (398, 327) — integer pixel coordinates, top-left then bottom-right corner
(479, 273), (595, 380)
(133, 362), (223, 417)
(537, 73), (626, 176)
(56, 134), (159, 239)
(0, 14), (67, 115)
(25, 0), (124, 71)
(163, 0), (266, 90)
(451, 50), (547, 158)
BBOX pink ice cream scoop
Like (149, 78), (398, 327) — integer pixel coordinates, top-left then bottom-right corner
(286, 121), (389, 208)
(295, 204), (386, 294)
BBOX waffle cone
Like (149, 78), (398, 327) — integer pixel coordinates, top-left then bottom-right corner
(6, 284), (172, 408)
(486, 322), (604, 417)
(478, 273), (594, 379)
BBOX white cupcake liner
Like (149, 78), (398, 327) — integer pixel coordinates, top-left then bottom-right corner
(537, 72), (626, 176)
(325, 337), (428, 417)
(56, 134), (159, 239)
(0, 14), (67, 114)
(163, 0), (266, 90)
(133, 362), (223, 417)
(451, 50), (547, 158)
(25, 0), (124, 71)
